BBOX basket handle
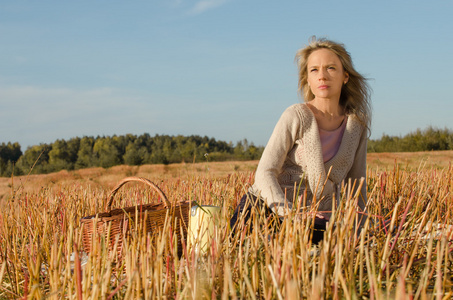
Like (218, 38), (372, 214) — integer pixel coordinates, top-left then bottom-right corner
(106, 177), (171, 211)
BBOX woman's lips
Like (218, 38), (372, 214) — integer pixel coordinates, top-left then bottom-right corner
(318, 85), (329, 89)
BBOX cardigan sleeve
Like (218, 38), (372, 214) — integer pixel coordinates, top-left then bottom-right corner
(252, 105), (303, 216)
(345, 127), (368, 224)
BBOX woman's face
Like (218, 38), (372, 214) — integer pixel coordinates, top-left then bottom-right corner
(306, 49), (348, 101)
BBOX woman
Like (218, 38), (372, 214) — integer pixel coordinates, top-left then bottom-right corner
(230, 37), (371, 242)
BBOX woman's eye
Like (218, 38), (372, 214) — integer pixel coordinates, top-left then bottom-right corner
(328, 66), (335, 70)
(310, 68), (317, 72)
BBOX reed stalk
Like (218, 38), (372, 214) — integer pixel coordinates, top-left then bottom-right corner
(0, 162), (452, 298)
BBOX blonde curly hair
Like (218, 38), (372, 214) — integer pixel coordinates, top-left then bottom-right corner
(295, 36), (372, 131)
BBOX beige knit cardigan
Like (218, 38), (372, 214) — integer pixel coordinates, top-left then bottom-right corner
(250, 103), (367, 217)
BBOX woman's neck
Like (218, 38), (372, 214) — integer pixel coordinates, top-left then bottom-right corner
(309, 98), (344, 118)
(307, 98), (346, 131)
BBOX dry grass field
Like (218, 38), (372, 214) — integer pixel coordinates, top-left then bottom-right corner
(367, 150), (453, 170)
(0, 151), (452, 299)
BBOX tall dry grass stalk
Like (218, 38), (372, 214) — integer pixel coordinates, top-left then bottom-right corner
(0, 163), (452, 299)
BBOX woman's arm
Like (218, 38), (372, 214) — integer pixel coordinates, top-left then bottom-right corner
(253, 105), (303, 216)
(345, 127), (368, 224)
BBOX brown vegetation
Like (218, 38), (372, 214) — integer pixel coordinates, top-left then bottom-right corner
(0, 161), (258, 202)
(0, 152), (452, 298)
(2, 151), (451, 201)
(367, 150), (453, 170)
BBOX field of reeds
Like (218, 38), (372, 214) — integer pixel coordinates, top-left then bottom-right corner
(0, 151), (452, 299)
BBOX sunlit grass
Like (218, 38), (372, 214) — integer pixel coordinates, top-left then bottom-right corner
(0, 158), (452, 299)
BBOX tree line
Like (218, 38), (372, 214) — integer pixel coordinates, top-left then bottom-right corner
(1, 126), (452, 177)
(0, 134), (264, 177)
(367, 126), (453, 153)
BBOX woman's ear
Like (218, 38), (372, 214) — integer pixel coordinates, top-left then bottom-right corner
(344, 72), (349, 84)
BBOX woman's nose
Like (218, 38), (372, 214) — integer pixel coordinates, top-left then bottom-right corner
(318, 68), (327, 80)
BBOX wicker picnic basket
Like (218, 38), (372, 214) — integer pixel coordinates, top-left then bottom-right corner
(80, 176), (192, 258)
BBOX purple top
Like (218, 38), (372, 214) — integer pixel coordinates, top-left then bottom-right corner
(319, 116), (348, 162)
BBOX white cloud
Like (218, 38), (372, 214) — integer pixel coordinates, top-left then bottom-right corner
(0, 83), (269, 149)
(170, 0), (184, 8)
(13, 56), (28, 64)
(187, 0), (230, 15)
(0, 85), (155, 147)
(0, 86), (132, 116)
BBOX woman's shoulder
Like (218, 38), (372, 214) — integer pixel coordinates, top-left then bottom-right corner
(280, 103), (315, 127)
(285, 102), (308, 111)
(346, 113), (367, 132)
(283, 103), (313, 118)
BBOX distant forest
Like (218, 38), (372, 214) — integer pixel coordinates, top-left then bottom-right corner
(0, 134), (263, 177)
(367, 126), (453, 153)
(1, 126), (452, 177)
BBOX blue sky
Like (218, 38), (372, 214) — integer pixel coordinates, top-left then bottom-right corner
(1, 1), (452, 150)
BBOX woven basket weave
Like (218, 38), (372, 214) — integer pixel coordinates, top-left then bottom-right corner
(80, 176), (192, 258)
